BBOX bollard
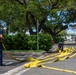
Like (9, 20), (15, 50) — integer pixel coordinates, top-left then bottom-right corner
(0, 42), (3, 66)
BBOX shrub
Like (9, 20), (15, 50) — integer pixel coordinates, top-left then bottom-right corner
(3, 33), (53, 51)
(28, 35), (37, 50)
(53, 36), (64, 43)
(3, 32), (28, 50)
(39, 34), (52, 52)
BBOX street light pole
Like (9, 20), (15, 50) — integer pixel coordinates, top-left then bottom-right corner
(74, 29), (76, 43)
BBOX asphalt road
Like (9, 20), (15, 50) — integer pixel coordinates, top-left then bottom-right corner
(20, 56), (76, 75)
(0, 43), (76, 75)
(0, 51), (45, 75)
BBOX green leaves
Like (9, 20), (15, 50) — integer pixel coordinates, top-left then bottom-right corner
(0, 0), (76, 35)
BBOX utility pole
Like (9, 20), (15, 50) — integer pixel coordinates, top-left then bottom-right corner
(37, 20), (39, 50)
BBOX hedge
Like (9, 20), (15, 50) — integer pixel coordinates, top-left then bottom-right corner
(3, 33), (53, 51)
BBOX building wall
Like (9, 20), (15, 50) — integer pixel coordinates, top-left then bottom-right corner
(66, 35), (75, 41)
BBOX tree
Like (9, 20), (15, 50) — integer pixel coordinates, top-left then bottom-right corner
(42, 11), (69, 38)
(67, 9), (76, 23)
(13, 0), (76, 35)
(0, 0), (76, 35)
(0, 0), (27, 34)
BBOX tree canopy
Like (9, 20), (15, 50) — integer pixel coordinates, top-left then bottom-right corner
(0, 0), (76, 36)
